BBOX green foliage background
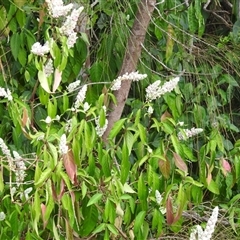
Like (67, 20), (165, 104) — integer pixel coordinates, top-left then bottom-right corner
(0, 0), (240, 239)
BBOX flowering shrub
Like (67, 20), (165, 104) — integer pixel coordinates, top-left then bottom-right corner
(0, 0), (239, 239)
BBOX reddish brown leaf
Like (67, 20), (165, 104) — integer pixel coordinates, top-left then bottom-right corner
(173, 152), (188, 173)
(158, 158), (171, 179)
(173, 205), (183, 224)
(52, 68), (62, 92)
(58, 179), (65, 200)
(51, 181), (58, 201)
(21, 108), (29, 128)
(166, 196), (174, 225)
(221, 158), (231, 176)
(160, 111), (172, 122)
(63, 149), (77, 185)
(41, 203), (47, 228)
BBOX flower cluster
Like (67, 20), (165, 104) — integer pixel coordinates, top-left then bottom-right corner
(95, 118), (108, 137)
(190, 206), (219, 240)
(44, 59), (54, 77)
(67, 80), (81, 92)
(155, 190), (166, 214)
(0, 138), (12, 160)
(74, 85), (87, 109)
(45, 0), (73, 18)
(178, 127), (203, 140)
(0, 87), (12, 101)
(59, 7), (84, 48)
(145, 76), (180, 102)
(65, 119), (73, 133)
(13, 151), (27, 187)
(111, 71), (148, 91)
(31, 42), (50, 56)
(59, 134), (68, 155)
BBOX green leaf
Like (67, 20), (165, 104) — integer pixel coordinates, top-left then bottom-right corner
(82, 181), (87, 199)
(138, 123), (147, 144)
(109, 118), (126, 140)
(106, 224), (118, 235)
(89, 61), (103, 82)
(207, 180), (219, 195)
(87, 193), (103, 207)
(35, 167), (52, 187)
(92, 223), (106, 234)
(10, 33), (20, 60)
(133, 211), (146, 234)
(123, 183), (136, 193)
(38, 70), (51, 93)
(120, 141), (131, 183)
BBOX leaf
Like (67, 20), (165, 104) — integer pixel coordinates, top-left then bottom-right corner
(63, 149), (77, 185)
(160, 110), (172, 122)
(87, 193), (103, 207)
(35, 167), (52, 187)
(173, 152), (188, 173)
(138, 123), (147, 144)
(123, 183), (136, 193)
(166, 196), (174, 225)
(108, 118), (126, 140)
(52, 68), (62, 92)
(41, 203), (47, 228)
(165, 24), (174, 62)
(158, 158), (171, 179)
(38, 70), (51, 93)
(10, 33), (20, 60)
(92, 223), (106, 234)
(133, 211), (146, 234)
(21, 107), (29, 128)
(207, 180), (219, 195)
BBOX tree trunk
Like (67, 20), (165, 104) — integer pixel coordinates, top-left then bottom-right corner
(102, 0), (156, 142)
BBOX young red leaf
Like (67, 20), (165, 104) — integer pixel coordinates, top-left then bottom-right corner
(63, 149), (77, 185)
(58, 179), (65, 201)
(158, 157), (171, 179)
(41, 203), (47, 228)
(160, 110), (172, 122)
(173, 152), (188, 173)
(221, 158), (231, 176)
(166, 196), (174, 225)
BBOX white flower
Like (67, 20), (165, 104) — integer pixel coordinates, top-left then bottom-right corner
(203, 206), (219, 239)
(45, 116), (52, 124)
(10, 187), (17, 196)
(67, 32), (78, 48)
(0, 138), (12, 160)
(146, 77), (180, 102)
(189, 206), (219, 240)
(178, 127), (203, 140)
(13, 151), (26, 187)
(147, 106), (154, 115)
(55, 115), (60, 121)
(31, 41), (50, 56)
(67, 80), (81, 92)
(83, 102), (90, 112)
(155, 190), (163, 205)
(0, 87), (12, 101)
(178, 121), (184, 126)
(44, 59), (53, 77)
(111, 71), (147, 91)
(59, 134), (68, 154)
(0, 212), (6, 221)
(20, 187), (33, 200)
(45, 0), (73, 18)
(95, 118), (108, 137)
(60, 7), (84, 36)
(65, 119), (72, 133)
(74, 85), (87, 109)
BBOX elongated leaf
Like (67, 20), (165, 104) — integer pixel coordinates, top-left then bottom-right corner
(87, 193), (103, 207)
(133, 211), (146, 234)
(109, 118), (126, 140)
(92, 223), (106, 234)
(207, 180), (219, 195)
(35, 167), (52, 187)
(10, 33), (20, 60)
(173, 152), (188, 173)
(38, 70), (51, 93)
(52, 69), (62, 92)
(158, 158), (171, 179)
(166, 196), (174, 225)
(63, 149), (77, 184)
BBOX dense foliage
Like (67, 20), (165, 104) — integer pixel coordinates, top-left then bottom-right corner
(0, 0), (240, 239)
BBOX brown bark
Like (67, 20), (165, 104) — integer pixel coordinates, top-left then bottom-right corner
(102, 0), (156, 142)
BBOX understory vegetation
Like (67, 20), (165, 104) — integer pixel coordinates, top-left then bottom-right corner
(0, 0), (240, 239)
